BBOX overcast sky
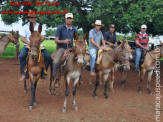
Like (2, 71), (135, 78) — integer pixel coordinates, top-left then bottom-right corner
(0, 15), (24, 31)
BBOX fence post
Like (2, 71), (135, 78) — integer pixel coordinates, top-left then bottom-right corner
(15, 31), (19, 59)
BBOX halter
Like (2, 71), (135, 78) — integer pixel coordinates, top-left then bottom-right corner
(103, 48), (129, 67)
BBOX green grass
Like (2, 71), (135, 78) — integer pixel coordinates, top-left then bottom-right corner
(0, 38), (56, 58)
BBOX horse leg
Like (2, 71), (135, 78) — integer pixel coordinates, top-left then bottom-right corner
(121, 71), (127, 86)
(147, 70), (153, 95)
(93, 71), (101, 98)
(103, 74), (110, 99)
(24, 79), (27, 93)
(62, 77), (70, 113)
(29, 82), (37, 110)
(110, 69), (115, 93)
(48, 62), (53, 95)
(139, 68), (146, 94)
(72, 84), (78, 110)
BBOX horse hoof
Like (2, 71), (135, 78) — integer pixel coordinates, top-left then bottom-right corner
(148, 92), (152, 95)
(74, 106), (78, 111)
(111, 90), (114, 93)
(24, 90), (27, 93)
(106, 96), (110, 99)
(29, 106), (33, 110)
(62, 108), (66, 113)
(94, 95), (98, 99)
(138, 90), (142, 94)
(33, 102), (37, 106)
(48, 90), (52, 95)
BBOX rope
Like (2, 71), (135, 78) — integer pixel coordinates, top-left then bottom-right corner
(103, 51), (123, 67)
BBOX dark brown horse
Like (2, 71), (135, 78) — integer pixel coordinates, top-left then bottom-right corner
(0, 31), (19, 56)
(85, 41), (130, 99)
(28, 22), (44, 110)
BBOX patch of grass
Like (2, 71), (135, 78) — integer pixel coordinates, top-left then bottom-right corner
(0, 38), (56, 58)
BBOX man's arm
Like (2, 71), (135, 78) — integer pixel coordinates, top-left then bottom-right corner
(21, 36), (30, 45)
(55, 37), (70, 44)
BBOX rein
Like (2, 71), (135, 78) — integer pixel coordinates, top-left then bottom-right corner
(103, 51), (123, 67)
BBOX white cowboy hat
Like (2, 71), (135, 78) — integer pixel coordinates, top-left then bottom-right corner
(92, 20), (105, 27)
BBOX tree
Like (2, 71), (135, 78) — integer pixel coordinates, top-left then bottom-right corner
(0, 0), (163, 35)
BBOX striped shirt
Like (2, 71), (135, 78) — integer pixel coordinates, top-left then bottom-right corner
(135, 32), (149, 47)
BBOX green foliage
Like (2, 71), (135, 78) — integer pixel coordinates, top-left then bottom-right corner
(45, 29), (56, 37)
(1, 0), (163, 35)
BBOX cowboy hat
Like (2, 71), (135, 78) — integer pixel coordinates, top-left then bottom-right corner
(26, 13), (39, 18)
(92, 20), (105, 27)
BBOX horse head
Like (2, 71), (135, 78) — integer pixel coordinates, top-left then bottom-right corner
(117, 40), (130, 71)
(73, 32), (86, 64)
(29, 22), (42, 60)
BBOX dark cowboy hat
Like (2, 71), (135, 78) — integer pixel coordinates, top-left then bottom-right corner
(26, 13), (39, 18)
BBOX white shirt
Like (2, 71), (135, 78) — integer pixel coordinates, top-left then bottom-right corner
(19, 22), (46, 46)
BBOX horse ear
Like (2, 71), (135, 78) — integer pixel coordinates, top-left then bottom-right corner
(83, 33), (89, 41)
(125, 40), (128, 45)
(73, 32), (79, 41)
(119, 40), (124, 44)
(30, 22), (34, 33)
(38, 24), (42, 34)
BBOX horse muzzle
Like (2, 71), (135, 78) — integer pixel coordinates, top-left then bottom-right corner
(123, 65), (130, 71)
(76, 54), (85, 64)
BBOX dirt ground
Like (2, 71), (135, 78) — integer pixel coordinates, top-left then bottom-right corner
(0, 59), (162, 122)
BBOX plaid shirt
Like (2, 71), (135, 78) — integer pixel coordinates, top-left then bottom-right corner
(135, 32), (149, 47)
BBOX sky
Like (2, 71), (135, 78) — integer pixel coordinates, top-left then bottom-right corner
(0, 15), (23, 31)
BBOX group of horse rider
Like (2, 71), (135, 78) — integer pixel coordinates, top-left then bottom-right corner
(19, 12), (149, 86)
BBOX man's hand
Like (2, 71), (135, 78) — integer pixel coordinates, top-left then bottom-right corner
(99, 46), (106, 50)
(64, 39), (70, 44)
(143, 47), (149, 51)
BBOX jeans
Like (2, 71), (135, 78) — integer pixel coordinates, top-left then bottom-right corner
(134, 48), (142, 68)
(52, 48), (65, 79)
(89, 48), (97, 73)
(19, 46), (51, 75)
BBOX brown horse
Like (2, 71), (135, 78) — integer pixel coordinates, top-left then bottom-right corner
(86, 41), (130, 99)
(138, 44), (163, 95)
(61, 34), (86, 112)
(28, 22), (44, 110)
(0, 31), (19, 56)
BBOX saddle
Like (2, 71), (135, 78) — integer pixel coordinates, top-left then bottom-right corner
(51, 47), (74, 66)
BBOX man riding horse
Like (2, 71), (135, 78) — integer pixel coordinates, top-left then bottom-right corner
(52, 13), (78, 87)
(19, 13), (51, 81)
(104, 24), (118, 48)
(88, 20), (106, 76)
(134, 24), (149, 71)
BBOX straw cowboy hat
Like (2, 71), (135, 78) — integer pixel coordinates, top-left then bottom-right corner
(92, 20), (105, 27)
(26, 13), (39, 18)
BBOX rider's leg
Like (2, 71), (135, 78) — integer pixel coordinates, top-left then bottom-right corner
(41, 49), (51, 72)
(89, 48), (97, 75)
(53, 48), (65, 86)
(134, 47), (141, 69)
(19, 46), (29, 81)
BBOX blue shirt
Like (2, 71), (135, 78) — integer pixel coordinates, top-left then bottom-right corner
(88, 28), (104, 49)
(104, 31), (117, 44)
(55, 24), (78, 49)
